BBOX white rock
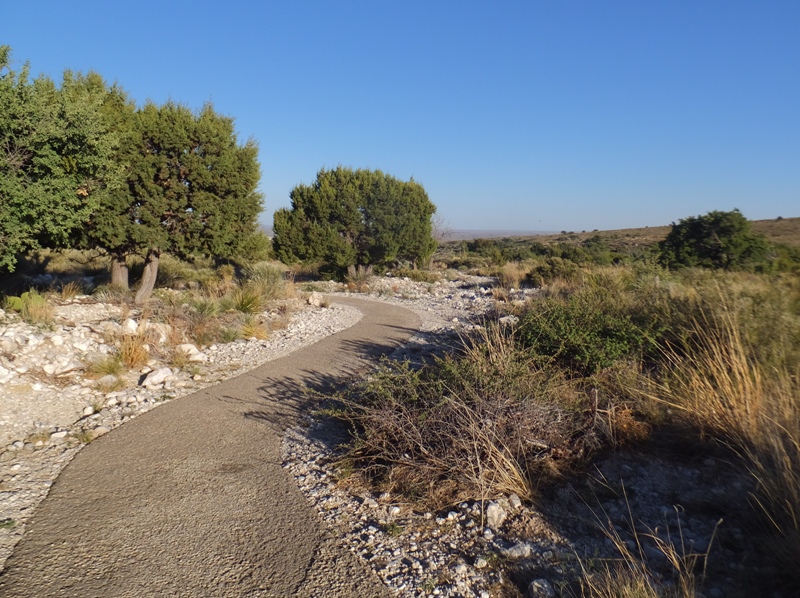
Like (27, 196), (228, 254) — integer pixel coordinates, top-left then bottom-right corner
(50, 431), (68, 440)
(82, 406), (95, 416)
(503, 541), (531, 559)
(499, 315), (519, 326)
(43, 364), (56, 375)
(176, 343), (206, 362)
(528, 579), (555, 598)
(508, 493), (522, 509)
(142, 367), (172, 388)
(121, 318), (138, 335)
(51, 335), (64, 346)
(485, 501), (507, 529)
(307, 292), (325, 307)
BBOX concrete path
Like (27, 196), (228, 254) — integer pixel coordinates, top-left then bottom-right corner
(0, 298), (420, 597)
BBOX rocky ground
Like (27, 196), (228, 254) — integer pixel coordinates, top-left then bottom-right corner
(1, 273), (760, 597)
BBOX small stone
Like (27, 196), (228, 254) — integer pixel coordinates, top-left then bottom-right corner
(499, 315), (519, 326)
(388, 505), (401, 516)
(142, 367), (172, 388)
(82, 406), (94, 416)
(474, 557), (488, 569)
(503, 541), (532, 559)
(485, 501), (507, 529)
(508, 493), (522, 509)
(50, 431), (68, 440)
(307, 292), (325, 307)
(121, 318), (138, 335)
(93, 426), (110, 437)
(43, 363), (56, 375)
(528, 578), (555, 598)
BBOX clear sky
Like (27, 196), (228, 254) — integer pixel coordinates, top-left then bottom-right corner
(3, 1), (798, 232)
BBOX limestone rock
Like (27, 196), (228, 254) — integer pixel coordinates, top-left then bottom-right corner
(175, 343), (206, 362)
(307, 292), (325, 307)
(142, 367), (173, 388)
(486, 501), (507, 529)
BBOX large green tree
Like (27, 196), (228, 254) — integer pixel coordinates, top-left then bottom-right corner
(659, 209), (769, 270)
(273, 167), (436, 274)
(85, 101), (263, 302)
(0, 47), (120, 271)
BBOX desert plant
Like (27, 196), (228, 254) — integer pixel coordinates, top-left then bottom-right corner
(229, 286), (263, 314)
(4, 290), (54, 325)
(88, 355), (124, 377)
(345, 264), (374, 292)
(495, 261), (527, 289)
(59, 280), (85, 299)
(118, 333), (150, 369)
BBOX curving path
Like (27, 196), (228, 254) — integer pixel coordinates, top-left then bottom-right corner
(0, 298), (420, 597)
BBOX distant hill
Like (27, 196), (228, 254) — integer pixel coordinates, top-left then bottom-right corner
(441, 229), (556, 241)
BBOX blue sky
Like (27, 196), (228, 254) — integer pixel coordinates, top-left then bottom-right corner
(3, 1), (798, 232)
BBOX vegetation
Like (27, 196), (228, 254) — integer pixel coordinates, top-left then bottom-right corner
(336, 214), (800, 595)
(273, 166), (437, 276)
(0, 46), (265, 303)
(658, 209), (769, 270)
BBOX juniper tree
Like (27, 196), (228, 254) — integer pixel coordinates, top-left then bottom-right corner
(273, 167), (436, 275)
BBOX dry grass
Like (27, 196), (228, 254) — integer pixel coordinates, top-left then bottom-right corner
(495, 261), (527, 289)
(87, 355), (124, 377)
(59, 280), (85, 299)
(340, 323), (632, 507)
(345, 264), (374, 292)
(118, 333), (150, 369)
(650, 303), (800, 580)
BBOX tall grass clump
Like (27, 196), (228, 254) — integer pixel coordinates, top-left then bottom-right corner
(345, 264), (374, 292)
(243, 261), (291, 301)
(652, 293), (800, 584)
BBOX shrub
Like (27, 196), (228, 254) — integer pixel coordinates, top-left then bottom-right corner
(4, 290), (54, 325)
(340, 325), (628, 506)
(659, 209), (769, 270)
(526, 257), (581, 287)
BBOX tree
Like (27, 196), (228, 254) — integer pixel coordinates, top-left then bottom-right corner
(273, 167), (436, 274)
(659, 209), (769, 270)
(0, 47), (120, 271)
(85, 101), (263, 302)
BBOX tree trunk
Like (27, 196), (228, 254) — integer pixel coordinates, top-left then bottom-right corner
(110, 255), (129, 290)
(134, 249), (160, 304)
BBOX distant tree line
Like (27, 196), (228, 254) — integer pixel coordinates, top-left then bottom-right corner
(441, 209), (798, 274)
(0, 46), (266, 301)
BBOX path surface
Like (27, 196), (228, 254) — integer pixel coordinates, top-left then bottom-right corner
(0, 298), (420, 597)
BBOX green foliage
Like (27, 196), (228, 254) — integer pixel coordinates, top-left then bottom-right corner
(526, 257), (581, 286)
(0, 47), (122, 271)
(273, 167), (437, 275)
(4, 289), (54, 324)
(517, 291), (650, 374)
(659, 209), (770, 270)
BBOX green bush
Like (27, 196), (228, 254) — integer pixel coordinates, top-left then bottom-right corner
(526, 257), (581, 286)
(659, 209), (770, 270)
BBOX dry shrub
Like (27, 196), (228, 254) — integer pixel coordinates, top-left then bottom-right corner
(87, 355), (124, 377)
(495, 261), (527, 289)
(59, 280), (85, 299)
(341, 324), (616, 507)
(118, 333), (150, 369)
(241, 316), (269, 340)
(345, 264), (373, 292)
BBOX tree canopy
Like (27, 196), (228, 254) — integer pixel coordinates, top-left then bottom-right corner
(659, 209), (769, 270)
(0, 46), (265, 302)
(0, 48), (121, 271)
(273, 167), (436, 274)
